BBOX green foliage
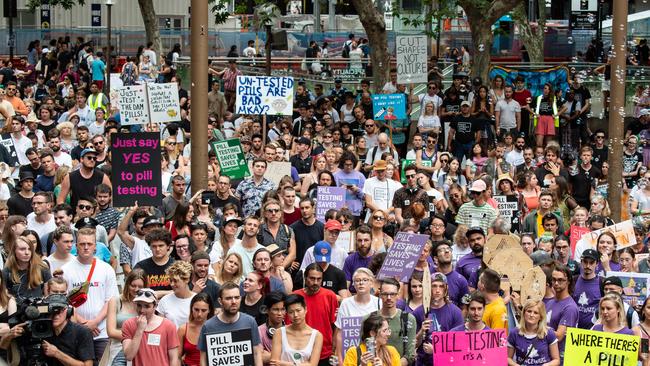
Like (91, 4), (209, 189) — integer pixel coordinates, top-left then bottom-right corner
(209, 0), (232, 24)
(26, 0), (83, 12)
(252, 3), (281, 30)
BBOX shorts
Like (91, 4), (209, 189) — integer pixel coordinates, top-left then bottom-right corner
(602, 79), (610, 92)
(535, 115), (556, 136)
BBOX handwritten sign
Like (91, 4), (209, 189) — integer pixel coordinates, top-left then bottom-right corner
(396, 35), (427, 84)
(336, 231), (355, 253)
(146, 83), (181, 123)
(604, 271), (650, 304)
(236, 76), (294, 115)
(372, 94), (407, 120)
(378, 232), (428, 282)
(565, 327), (639, 366)
(213, 138), (249, 180)
(431, 329), (507, 366)
(341, 316), (363, 351)
(117, 85), (150, 125)
(400, 159), (431, 184)
(493, 195), (520, 233)
(111, 132), (162, 207)
(205, 329), (254, 366)
(316, 186), (346, 223)
(570, 225), (591, 257)
(577, 220), (636, 251)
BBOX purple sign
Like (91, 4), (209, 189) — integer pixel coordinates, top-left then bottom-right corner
(316, 186), (346, 223)
(341, 316), (363, 351)
(378, 232), (429, 282)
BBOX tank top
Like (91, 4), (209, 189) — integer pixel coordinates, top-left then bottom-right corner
(280, 326), (318, 363)
(115, 297), (136, 328)
(182, 333), (201, 366)
(69, 168), (105, 210)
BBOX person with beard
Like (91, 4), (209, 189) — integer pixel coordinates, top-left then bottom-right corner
(505, 134), (526, 168)
(433, 241), (469, 307)
(251, 248), (286, 293)
(290, 197), (324, 266)
(34, 150), (56, 193)
(450, 291), (489, 331)
(70, 125), (91, 164)
(545, 264), (579, 363)
(57, 148), (111, 210)
(47, 130), (73, 168)
(342, 225), (373, 294)
(572, 249), (602, 329)
(94, 184), (120, 243)
(413, 273), (464, 366)
(188, 250), (221, 307)
(455, 226), (486, 290)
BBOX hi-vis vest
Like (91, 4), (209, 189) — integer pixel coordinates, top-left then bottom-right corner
(533, 95), (559, 128)
(88, 93), (107, 113)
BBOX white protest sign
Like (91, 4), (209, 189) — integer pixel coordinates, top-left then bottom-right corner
(236, 76), (294, 115)
(146, 83), (181, 123)
(396, 35), (427, 84)
(117, 85), (150, 125)
(205, 330), (253, 366)
(576, 220), (636, 250)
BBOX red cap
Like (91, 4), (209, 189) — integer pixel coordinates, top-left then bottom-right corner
(324, 220), (343, 231)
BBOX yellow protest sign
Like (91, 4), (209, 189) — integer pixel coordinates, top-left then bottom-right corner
(565, 327), (639, 366)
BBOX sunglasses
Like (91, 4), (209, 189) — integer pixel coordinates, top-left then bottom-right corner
(365, 124), (374, 128)
(596, 135), (605, 139)
(266, 208), (280, 213)
(406, 174), (417, 179)
(84, 156), (97, 161)
(440, 160), (449, 163)
(373, 216), (385, 221)
(136, 289), (155, 298)
(77, 204), (93, 211)
(166, 142), (176, 145)
(427, 140), (436, 144)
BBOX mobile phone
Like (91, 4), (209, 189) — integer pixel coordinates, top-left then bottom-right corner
(201, 191), (215, 205)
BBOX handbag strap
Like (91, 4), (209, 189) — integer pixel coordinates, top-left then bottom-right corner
(86, 258), (97, 283)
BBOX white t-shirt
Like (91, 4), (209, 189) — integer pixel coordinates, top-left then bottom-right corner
(157, 293), (195, 328)
(228, 243), (264, 277)
(495, 99), (521, 130)
(362, 177), (403, 219)
(11, 134), (32, 166)
(45, 253), (74, 273)
(62, 258), (119, 339)
(301, 244), (347, 271)
(26, 213), (56, 240)
(130, 237), (152, 267)
(54, 152), (73, 168)
(505, 149), (524, 167)
(334, 295), (381, 329)
(209, 239), (241, 264)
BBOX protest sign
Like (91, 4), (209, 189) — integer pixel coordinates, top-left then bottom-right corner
(378, 232), (428, 282)
(570, 225), (591, 257)
(236, 76), (294, 115)
(213, 139), (249, 180)
(493, 195), (520, 233)
(341, 316), (363, 351)
(576, 220), (636, 250)
(431, 329), (507, 366)
(205, 329), (254, 366)
(396, 35), (427, 84)
(520, 266), (546, 303)
(487, 247), (532, 291)
(603, 271), (650, 304)
(483, 234), (521, 266)
(372, 94), (407, 120)
(117, 85), (150, 125)
(316, 186), (346, 223)
(336, 231), (355, 252)
(565, 327), (639, 366)
(400, 159), (431, 184)
(146, 83), (181, 123)
(111, 132), (162, 207)
(264, 161), (292, 186)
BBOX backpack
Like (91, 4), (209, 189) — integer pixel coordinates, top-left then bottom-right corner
(342, 43), (351, 59)
(165, 51), (174, 66)
(120, 62), (137, 86)
(370, 310), (410, 362)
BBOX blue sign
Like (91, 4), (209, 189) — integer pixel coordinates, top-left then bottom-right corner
(372, 94), (407, 120)
(91, 3), (101, 27)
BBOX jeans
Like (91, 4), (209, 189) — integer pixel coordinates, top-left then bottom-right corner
(453, 141), (474, 162)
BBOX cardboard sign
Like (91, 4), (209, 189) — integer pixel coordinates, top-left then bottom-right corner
(146, 83), (181, 123)
(483, 234), (521, 267)
(213, 139), (250, 180)
(341, 316), (363, 351)
(487, 247), (532, 291)
(316, 186), (346, 223)
(335, 230), (355, 253)
(236, 76), (294, 115)
(577, 220), (636, 250)
(520, 266), (546, 303)
(117, 85), (150, 125)
(570, 225), (591, 258)
(493, 195), (520, 233)
(431, 329), (508, 366)
(603, 271), (650, 304)
(248, 161), (292, 186)
(565, 327), (640, 366)
(372, 94), (407, 120)
(111, 132), (162, 207)
(378, 232), (428, 282)
(396, 35), (428, 84)
(204, 329), (254, 366)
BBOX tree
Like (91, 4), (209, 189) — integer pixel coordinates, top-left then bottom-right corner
(512, 0), (546, 63)
(457, 0), (522, 81)
(349, 0), (391, 90)
(252, 3), (281, 76)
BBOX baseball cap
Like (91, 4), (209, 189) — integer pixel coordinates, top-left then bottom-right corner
(46, 294), (70, 311)
(530, 250), (554, 266)
(75, 217), (99, 230)
(296, 137), (311, 146)
(142, 216), (163, 228)
(133, 288), (157, 303)
(80, 148), (98, 158)
(432, 272), (448, 284)
(469, 179), (487, 192)
(640, 109), (650, 117)
(602, 276), (623, 289)
(324, 219), (342, 231)
(223, 216), (243, 227)
(581, 249), (600, 262)
(373, 160), (387, 171)
(314, 241), (332, 263)
(465, 226), (485, 238)
(461, 101), (472, 108)
(335, 78), (342, 83)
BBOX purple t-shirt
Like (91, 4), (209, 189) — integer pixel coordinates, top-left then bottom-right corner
(507, 328), (558, 365)
(412, 303), (464, 366)
(545, 296), (579, 360)
(450, 323), (491, 331)
(396, 299), (418, 315)
(596, 261), (622, 277)
(572, 276), (601, 329)
(445, 270), (470, 307)
(455, 252), (482, 283)
(342, 252), (373, 293)
(591, 324), (635, 335)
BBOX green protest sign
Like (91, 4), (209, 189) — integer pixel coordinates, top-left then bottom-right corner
(212, 138), (250, 180)
(401, 159), (431, 184)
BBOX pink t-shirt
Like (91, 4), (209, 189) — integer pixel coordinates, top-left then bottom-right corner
(122, 316), (180, 366)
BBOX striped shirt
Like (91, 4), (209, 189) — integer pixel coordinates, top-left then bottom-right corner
(455, 201), (498, 234)
(222, 68), (241, 91)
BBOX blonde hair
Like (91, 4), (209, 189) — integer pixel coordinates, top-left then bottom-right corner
(517, 299), (550, 339)
(54, 165), (70, 186)
(165, 260), (193, 282)
(598, 293), (627, 329)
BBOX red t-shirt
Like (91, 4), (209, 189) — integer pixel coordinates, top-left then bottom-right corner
(282, 208), (302, 226)
(513, 89), (532, 109)
(291, 288), (339, 359)
(122, 316), (180, 366)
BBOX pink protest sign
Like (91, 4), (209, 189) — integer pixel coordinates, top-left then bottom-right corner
(432, 329), (507, 365)
(570, 225), (590, 258)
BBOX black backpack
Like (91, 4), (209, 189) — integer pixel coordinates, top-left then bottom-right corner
(342, 43), (351, 58)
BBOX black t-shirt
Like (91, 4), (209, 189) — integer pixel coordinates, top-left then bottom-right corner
(44, 321), (95, 366)
(7, 193), (33, 217)
(571, 86), (591, 115)
(19, 163), (44, 178)
(592, 145), (608, 169)
(321, 265), (347, 295)
(532, 96), (555, 115)
(441, 98), (461, 122)
(535, 165), (569, 188)
(290, 154), (313, 175)
(134, 257), (175, 292)
(450, 115), (478, 144)
(623, 151), (644, 188)
(290, 219), (324, 264)
(240, 295), (266, 325)
(189, 279), (221, 308)
(626, 120), (647, 137)
(570, 165), (601, 203)
(212, 195), (242, 226)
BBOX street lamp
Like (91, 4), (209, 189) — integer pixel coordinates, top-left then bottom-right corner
(106, 0), (114, 95)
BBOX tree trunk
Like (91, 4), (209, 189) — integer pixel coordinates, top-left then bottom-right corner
(349, 0), (390, 91)
(512, 1), (545, 63)
(137, 0), (162, 59)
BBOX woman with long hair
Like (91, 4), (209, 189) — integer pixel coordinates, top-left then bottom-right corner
(522, 170), (541, 215)
(21, 229), (43, 257)
(158, 261), (196, 328)
(214, 252), (243, 286)
(2, 236), (51, 298)
(107, 269), (147, 365)
(590, 194), (614, 225)
(1, 216), (27, 261)
(592, 161), (609, 199)
(438, 158), (467, 197)
(166, 202), (193, 240)
(507, 299), (560, 366)
(618, 247), (637, 273)
(241, 271), (269, 325)
(301, 154), (328, 197)
(596, 231), (621, 274)
(466, 142), (488, 177)
(418, 101), (441, 137)
(344, 313), (400, 366)
(354, 137), (368, 171)
(550, 175), (578, 231)
(593, 293), (637, 335)
(177, 293), (214, 366)
(534, 83), (558, 147)
(56, 121), (77, 153)
(308, 170), (337, 200)
(490, 75), (506, 103)
(271, 294), (323, 366)
(369, 210), (393, 253)
(212, 216), (242, 270)
(397, 271), (423, 314)
(472, 85), (495, 144)
(193, 198), (217, 240)
(633, 296), (650, 365)
(190, 222), (214, 259)
(267, 244), (293, 292)
(445, 183), (469, 226)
